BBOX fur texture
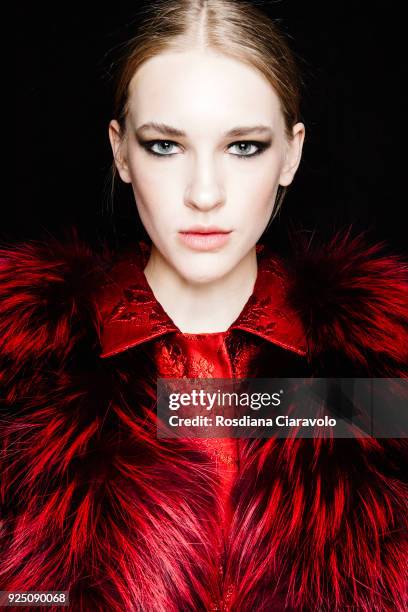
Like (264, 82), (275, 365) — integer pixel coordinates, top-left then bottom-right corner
(0, 228), (407, 611)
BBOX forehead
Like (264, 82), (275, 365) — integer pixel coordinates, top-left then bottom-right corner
(127, 49), (284, 134)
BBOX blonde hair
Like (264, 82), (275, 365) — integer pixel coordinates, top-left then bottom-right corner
(110, 0), (303, 221)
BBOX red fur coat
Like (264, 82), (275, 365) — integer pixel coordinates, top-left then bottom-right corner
(0, 229), (407, 611)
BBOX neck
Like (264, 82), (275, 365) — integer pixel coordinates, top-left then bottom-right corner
(143, 246), (258, 333)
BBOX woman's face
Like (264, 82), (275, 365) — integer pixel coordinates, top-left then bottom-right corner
(109, 49), (305, 283)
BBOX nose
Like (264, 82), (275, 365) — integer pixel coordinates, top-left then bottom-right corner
(184, 155), (226, 211)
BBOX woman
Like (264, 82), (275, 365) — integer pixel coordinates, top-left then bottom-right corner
(1, 1), (407, 610)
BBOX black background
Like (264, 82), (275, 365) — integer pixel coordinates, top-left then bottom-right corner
(10, 1), (406, 254)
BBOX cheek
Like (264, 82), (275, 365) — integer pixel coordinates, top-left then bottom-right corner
(228, 148), (282, 193)
(228, 165), (280, 227)
(237, 199), (275, 239)
(127, 153), (180, 228)
(129, 169), (165, 208)
(133, 193), (175, 237)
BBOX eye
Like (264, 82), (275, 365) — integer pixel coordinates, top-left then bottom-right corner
(228, 141), (269, 158)
(139, 138), (270, 158)
(142, 140), (180, 156)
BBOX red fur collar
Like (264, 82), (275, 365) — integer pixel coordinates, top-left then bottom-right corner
(0, 226), (407, 611)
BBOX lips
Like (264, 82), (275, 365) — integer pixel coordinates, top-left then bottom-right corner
(178, 228), (232, 251)
(180, 225), (231, 234)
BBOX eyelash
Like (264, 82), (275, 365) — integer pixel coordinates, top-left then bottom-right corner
(139, 139), (270, 159)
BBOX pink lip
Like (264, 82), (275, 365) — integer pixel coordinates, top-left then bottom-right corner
(180, 225), (231, 233)
(178, 230), (232, 251)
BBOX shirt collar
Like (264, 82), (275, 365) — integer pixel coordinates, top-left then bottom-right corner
(98, 241), (306, 358)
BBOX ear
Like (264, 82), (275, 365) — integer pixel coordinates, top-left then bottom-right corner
(279, 122), (305, 187)
(108, 119), (132, 184)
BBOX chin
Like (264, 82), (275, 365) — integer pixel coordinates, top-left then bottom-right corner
(178, 262), (231, 285)
(182, 271), (224, 285)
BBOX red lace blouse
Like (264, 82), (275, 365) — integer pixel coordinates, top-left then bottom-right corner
(97, 240), (308, 603)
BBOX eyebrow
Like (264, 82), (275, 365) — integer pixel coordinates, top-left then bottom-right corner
(135, 122), (273, 138)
